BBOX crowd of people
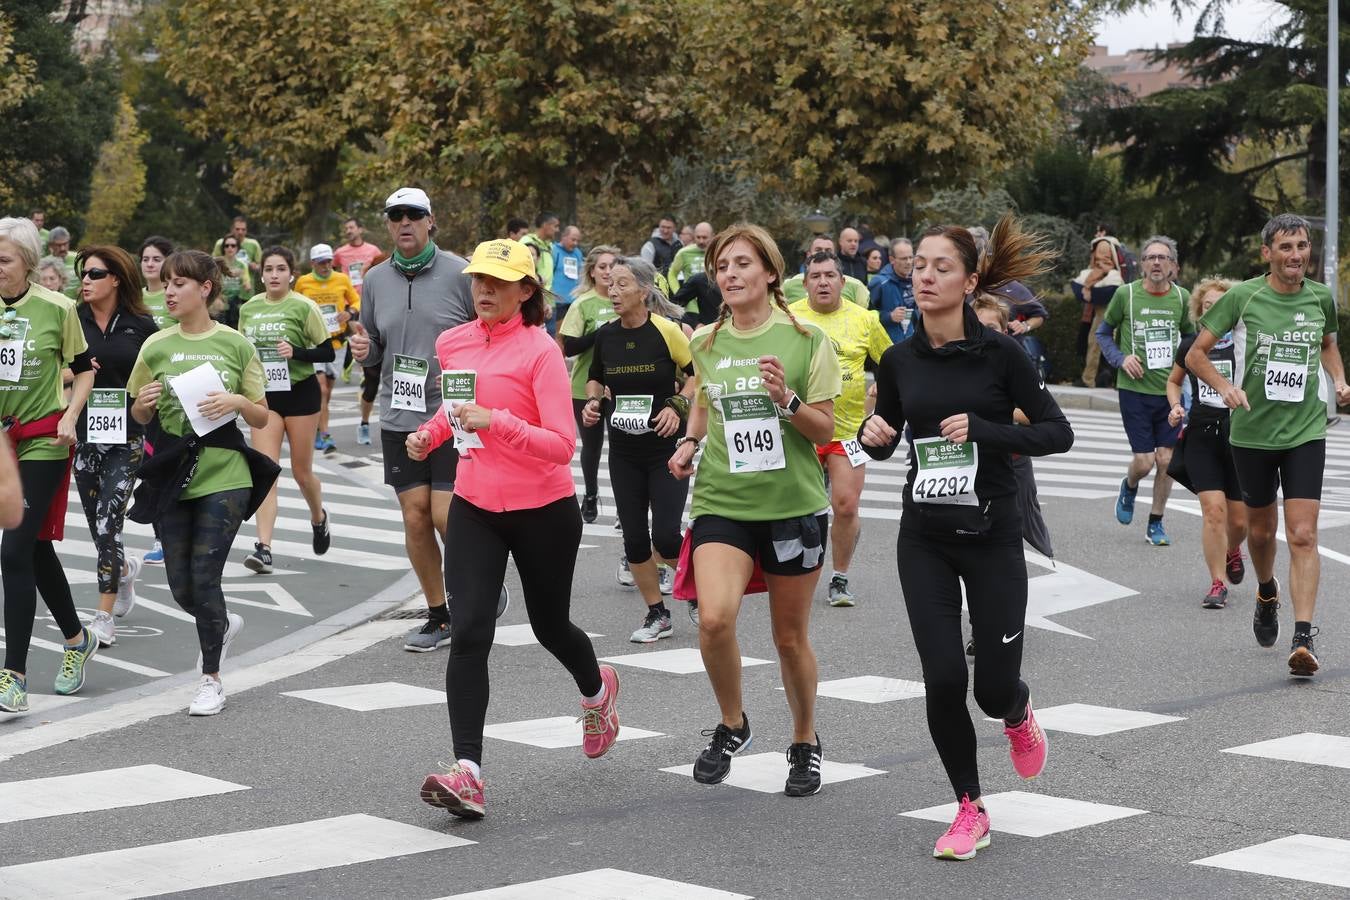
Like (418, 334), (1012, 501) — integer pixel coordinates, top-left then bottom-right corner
(0, 196), (1342, 859)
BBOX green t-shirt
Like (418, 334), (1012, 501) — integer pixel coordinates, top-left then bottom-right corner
(143, 289), (172, 330)
(559, 290), (618, 399)
(127, 324), (266, 500)
(781, 273), (870, 308)
(212, 237), (263, 271)
(689, 307), (842, 520)
(0, 284), (89, 460)
(1102, 281), (1194, 396)
(1200, 275), (1338, 450)
(60, 251), (79, 299)
(668, 245), (706, 287)
(237, 291), (330, 384)
(521, 233), (554, 288)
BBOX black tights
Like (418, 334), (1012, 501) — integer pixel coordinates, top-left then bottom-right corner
(898, 526), (1030, 802)
(159, 488), (249, 673)
(444, 495), (602, 765)
(609, 440), (687, 564)
(571, 398), (605, 498)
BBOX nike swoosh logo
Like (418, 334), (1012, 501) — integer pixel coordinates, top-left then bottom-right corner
(1002, 632), (1022, 644)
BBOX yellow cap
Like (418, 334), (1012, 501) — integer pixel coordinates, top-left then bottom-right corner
(463, 239), (536, 282)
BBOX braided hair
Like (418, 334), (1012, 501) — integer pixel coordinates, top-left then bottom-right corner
(702, 223), (810, 351)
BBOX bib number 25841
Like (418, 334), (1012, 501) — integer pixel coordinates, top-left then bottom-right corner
(720, 393), (784, 473)
(912, 436), (979, 505)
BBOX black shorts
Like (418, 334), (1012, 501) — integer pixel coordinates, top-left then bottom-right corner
(690, 513), (829, 577)
(1231, 440), (1326, 507)
(265, 375), (321, 418)
(1181, 417), (1242, 501)
(361, 365), (381, 404)
(381, 428), (457, 494)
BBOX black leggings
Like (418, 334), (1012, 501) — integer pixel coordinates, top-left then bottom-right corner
(444, 494), (602, 765)
(609, 438), (688, 563)
(571, 398), (605, 498)
(159, 488), (249, 674)
(2, 458), (84, 673)
(898, 523), (1030, 802)
(74, 440), (144, 594)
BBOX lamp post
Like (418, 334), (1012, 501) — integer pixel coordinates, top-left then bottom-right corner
(804, 210), (831, 236)
(1327, 0), (1340, 305)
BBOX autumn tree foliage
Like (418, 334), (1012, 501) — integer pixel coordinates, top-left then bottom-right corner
(84, 94), (147, 244)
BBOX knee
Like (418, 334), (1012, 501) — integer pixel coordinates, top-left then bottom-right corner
(1198, 496), (1225, 524)
(698, 607), (736, 643)
(973, 678), (1021, 720)
(1133, 452), (1156, 471)
(1154, 448), (1172, 467)
(921, 656), (968, 700)
(623, 535), (652, 565)
(402, 505), (433, 534)
(1286, 521), (1318, 552)
(653, 534), (682, 563)
(772, 624), (810, 659)
(1248, 514), (1278, 542)
(832, 491), (860, 519)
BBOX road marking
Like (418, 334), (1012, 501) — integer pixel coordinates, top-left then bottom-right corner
(0, 630), (171, 678)
(283, 681), (445, 711)
(1193, 834), (1350, 889)
(483, 715), (664, 749)
(902, 791), (1147, 837)
(599, 647), (771, 675)
(438, 868), (752, 899)
(661, 752), (883, 794)
(0, 764), (247, 825)
(1221, 733), (1350, 769)
(794, 675), (925, 704)
(984, 703), (1184, 736)
(1020, 551), (1138, 639)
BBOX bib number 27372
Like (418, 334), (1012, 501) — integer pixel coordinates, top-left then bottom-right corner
(720, 393), (784, 473)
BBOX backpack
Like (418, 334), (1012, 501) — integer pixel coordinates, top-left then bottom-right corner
(1116, 245), (1140, 283)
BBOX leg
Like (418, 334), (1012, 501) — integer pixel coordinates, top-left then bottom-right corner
(1197, 491), (1229, 583)
(188, 490), (249, 675)
(282, 412), (324, 521)
(612, 448), (661, 608)
(573, 399), (604, 499)
(74, 443), (118, 614)
(317, 374), (332, 435)
(765, 571), (821, 743)
(249, 411), (286, 545)
(1149, 446), (1174, 515)
(1127, 451), (1155, 489)
(1283, 499), (1321, 623)
(1226, 501), (1248, 554)
(825, 454), (865, 574)
(1246, 503), (1279, 583)
(693, 542), (752, 729)
(965, 538), (1031, 723)
(399, 486), (447, 609)
(158, 497), (197, 616)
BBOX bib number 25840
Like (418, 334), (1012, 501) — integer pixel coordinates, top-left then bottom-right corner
(392, 354), (428, 412)
(720, 393), (784, 473)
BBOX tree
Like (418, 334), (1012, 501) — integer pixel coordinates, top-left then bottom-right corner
(0, 8), (36, 120)
(84, 94), (147, 243)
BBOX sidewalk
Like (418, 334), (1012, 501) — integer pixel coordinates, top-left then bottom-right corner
(1048, 383), (1120, 412)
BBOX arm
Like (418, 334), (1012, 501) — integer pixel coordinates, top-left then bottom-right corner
(1165, 364), (1187, 425)
(1320, 335), (1350, 405)
(963, 345), (1074, 456)
(287, 341), (337, 363)
(859, 351), (904, 460)
(1185, 327), (1248, 411)
(639, 241), (656, 264)
(561, 330), (598, 356)
(668, 379), (707, 478)
(488, 353), (577, 465)
(59, 368), (95, 446)
(1094, 316), (1127, 370)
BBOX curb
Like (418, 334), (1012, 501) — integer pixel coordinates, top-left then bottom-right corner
(1049, 384), (1120, 412)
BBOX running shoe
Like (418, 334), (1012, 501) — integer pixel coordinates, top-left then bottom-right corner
(1145, 521), (1170, 546)
(197, 612), (244, 671)
(143, 540), (164, 565)
(421, 763), (485, 819)
(404, 618), (451, 652)
(1114, 477), (1137, 525)
(0, 669), (28, 714)
(966, 638), (976, 657)
(188, 675), (226, 716)
(630, 607), (673, 643)
(580, 493), (598, 524)
(53, 626), (97, 696)
(1253, 578), (1281, 648)
(90, 611), (116, 647)
(320, 432), (337, 455)
(827, 575), (856, 608)
(313, 433), (325, 450)
(933, 794), (991, 861)
(243, 542), (273, 574)
(1288, 628), (1320, 678)
(688, 600), (700, 627)
(356, 422), (372, 446)
(113, 554), (141, 618)
(784, 736), (823, 797)
(616, 556), (635, 587)
(1202, 580), (1228, 609)
(693, 712), (752, 784)
(311, 510), (331, 555)
(1226, 547), (1246, 585)
(496, 586), (510, 619)
(579, 664), (620, 759)
(658, 564), (675, 596)
(1003, 701), (1048, 779)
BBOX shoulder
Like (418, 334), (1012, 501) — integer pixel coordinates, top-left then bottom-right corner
(690, 321), (716, 345)
(140, 327), (178, 353)
(131, 313), (159, 334)
(649, 312), (686, 342)
(28, 283), (77, 314)
(788, 298), (812, 316)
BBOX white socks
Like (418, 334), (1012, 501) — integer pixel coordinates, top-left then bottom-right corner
(457, 758), (481, 780)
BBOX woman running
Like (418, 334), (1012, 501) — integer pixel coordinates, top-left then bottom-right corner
(1166, 277), (1247, 608)
(668, 224), (842, 797)
(217, 237), (254, 329)
(859, 215), (1073, 860)
(413, 239), (619, 819)
(127, 250), (276, 715)
(0, 217), (99, 714)
(557, 244), (620, 523)
(236, 246), (333, 574)
(72, 246), (158, 647)
(139, 236), (174, 330)
(581, 257), (696, 641)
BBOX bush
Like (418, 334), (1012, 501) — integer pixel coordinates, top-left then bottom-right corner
(1040, 293), (1086, 384)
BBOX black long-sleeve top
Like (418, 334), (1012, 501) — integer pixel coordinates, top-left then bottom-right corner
(861, 303), (1074, 519)
(77, 303), (158, 442)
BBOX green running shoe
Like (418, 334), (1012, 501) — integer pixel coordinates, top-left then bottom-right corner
(0, 669), (28, 713)
(54, 626), (98, 696)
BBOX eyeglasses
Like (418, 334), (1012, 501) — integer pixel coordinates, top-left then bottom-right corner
(223, 243), (238, 250)
(0, 307), (19, 340)
(80, 267), (112, 281)
(386, 206), (428, 222)
(1142, 254), (1172, 263)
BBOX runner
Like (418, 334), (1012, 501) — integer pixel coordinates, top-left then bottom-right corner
(558, 244), (620, 523)
(140, 236), (175, 331)
(332, 218), (383, 389)
(216, 236), (253, 329)
(38, 257), (66, 294)
(667, 221), (714, 289)
(1096, 236), (1193, 546)
(127, 250), (278, 715)
(782, 235), (870, 307)
(0, 217), (99, 715)
(71, 246), (158, 647)
(212, 215), (263, 279)
(294, 242), (360, 454)
(1187, 214), (1349, 677)
(859, 215), (1072, 859)
(581, 257), (695, 641)
(789, 250), (891, 607)
(549, 226), (584, 333)
(414, 239), (620, 819)
(667, 224), (842, 797)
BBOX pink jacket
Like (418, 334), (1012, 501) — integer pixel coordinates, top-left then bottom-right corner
(418, 313), (577, 512)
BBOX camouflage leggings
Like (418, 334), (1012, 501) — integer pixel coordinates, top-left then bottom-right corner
(160, 488), (249, 674)
(74, 439), (145, 595)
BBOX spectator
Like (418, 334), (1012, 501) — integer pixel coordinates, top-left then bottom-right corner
(1072, 236), (1125, 387)
(639, 215), (682, 275)
(869, 237), (916, 344)
(837, 227), (868, 281)
(679, 223), (695, 248)
(994, 281), (1050, 378)
(865, 247), (884, 277)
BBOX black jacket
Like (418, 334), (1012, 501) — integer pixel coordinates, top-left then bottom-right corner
(76, 304), (158, 442)
(128, 423), (280, 524)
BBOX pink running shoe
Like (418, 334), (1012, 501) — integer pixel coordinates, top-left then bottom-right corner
(420, 764), (485, 819)
(933, 794), (991, 860)
(1004, 701), (1049, 779)
(580, 664), (621, 758)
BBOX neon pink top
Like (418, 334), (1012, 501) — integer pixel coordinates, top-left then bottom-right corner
(418, 312), (576, 512)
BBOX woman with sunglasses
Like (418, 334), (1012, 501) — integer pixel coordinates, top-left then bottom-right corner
(237, 246), (333, 575)
(0, 217), (99, 715)
(217, 237), (253, 329)
(72, 247), (158, 648)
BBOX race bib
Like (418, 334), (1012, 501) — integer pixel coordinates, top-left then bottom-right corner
(0, 318), (28, 383)
(1143, 327), (1174, 370)
(912, 437), (979, 506)
(610, 395), (653, 435)
(392, 355), (428, 412)
(840, 437), (870, 468)
(720, 393), (784, 473)
(258, 346), (291, 392)
(440, 369), (482, 450)
(86, 388), (127, 445)
(320, 304), (340, 334)
(1198, 360), (1233, 409)
(1264, 342), (1307, 403)
(347, 262), (365, 287)
(562, 256), (579, 280)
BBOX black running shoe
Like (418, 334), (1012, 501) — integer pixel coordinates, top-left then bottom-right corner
(966, 638), (976, 657)
(580, 494), (599, 524)
(1253, 578), (1280, 648)
(693, 712), (752, 784)
(1288, 628), (1320, 678)
(244, 542), (273, 574)
(312, 510), (331, 555)
(784, 736), (823, 797)
(1226, 547), (1245, 585)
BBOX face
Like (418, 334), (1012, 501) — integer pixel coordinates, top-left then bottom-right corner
(385, 206), (433, 255)
(680, 226), (694, 246)
(141, 246), (166, 282)
(80, 255), (118, 304)
(31, 213), (44, 229)
(344, 220), (362, 243)
(1197, 288), (1222, 316)
(808, 237), (835, 258)
(220, 239), (238, 258)
(48, 237), (69, 257)
(1262, 228), (1310, 288)
(890, 242), (914, 277)
(471, 274), (531, 324)
(975, 308), (1005, 331)
(714, 238), (775, 309)
(839, 228), (860, 256)
(1141, 243), (1173, 285)
(262, 255), (292, 294)
(232, 220), (247, 240)
(313, 258), (333, 277)
(560, 227), (580, 251)
(805, 259), (842, 308)
(0, 238), (29, 296)
(39, 266), (64, 292)
(658, 218), (675, 241)
(608, 264), (647, 315)
(591, 253), (616, 293)
(539, 218), (560, 241)
(164, 272), (209, 320)
(1091, 242), (1115, 268)
(912, 235), (978, 313)
(866, 249), (883, 272)
(694, 224), (713, 249)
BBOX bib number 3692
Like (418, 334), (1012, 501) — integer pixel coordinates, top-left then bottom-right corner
(912, 436), (979, 505)
(1264, 342), (1307, 403)
(720, 393), (784, 473)
(392, 354), (428, 412)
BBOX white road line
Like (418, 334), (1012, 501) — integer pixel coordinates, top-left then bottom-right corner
(0, 630), (171, 678)
(0, 764), (247, 825)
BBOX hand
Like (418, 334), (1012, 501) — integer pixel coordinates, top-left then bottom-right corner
(90, 357), (101, 371)
(867, 382), (877, 399)
(1167, 404), (1185, 427)
(348, 321), (370, 362)
(889, 307), (906, 324)
(939, 413), (971, 443)
(54, 413), (78, 447)
(197, 391), (240, 421)
(338, 310), (351, 325)
(406, 430), (432, 462)
(1222, 385), (1251, 411)
(668, 441), (697, 479)
(1008, 320), (1028, 335)
(276, 340), (294, 360)
(1336, 381), (1350, 406)
(580, 399), (601, 427)
(758, 355), (787, 404)
(454, 401), (492, 432)
(652, 406), (681, 438)
(135, 381), (163, 415)
(860, 414), (897, 447)
(1122, 354), (1145, 380)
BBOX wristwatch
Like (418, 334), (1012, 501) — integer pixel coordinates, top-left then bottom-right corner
(777, 392), (802, 417)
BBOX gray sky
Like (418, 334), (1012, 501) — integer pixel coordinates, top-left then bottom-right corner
(1095, 0), (1290, 54)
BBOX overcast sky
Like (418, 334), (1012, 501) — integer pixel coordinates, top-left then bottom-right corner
(1095, 0), (1291, 53)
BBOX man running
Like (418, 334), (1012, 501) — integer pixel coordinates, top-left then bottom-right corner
(333, 220), (383, 443)
(1187, 214), (1349, 677)
(521, 212), (559, 289)
(294, 243), (360, 453)
(550, 226), (584, 331)
(1096, 236), (1193, 546)
(667, 221), (714, 289)
(782, 236), (870, 307)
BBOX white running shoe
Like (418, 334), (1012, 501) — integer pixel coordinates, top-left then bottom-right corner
(658, 564), (675, 596)
(113, 555), (141, 618)
(197, 612), (244, 672)
(90, 611), (116, 647)
(188, 675), (225, 716)
(617, 556), (635, 587)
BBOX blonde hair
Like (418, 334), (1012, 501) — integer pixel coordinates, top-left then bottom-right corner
(0, 217), (43, 282)
(1189, 276), (1234, 324)
(972, 293), (1009, 330)
(701, 223), (808, 350)
(575, 244), (621, 299)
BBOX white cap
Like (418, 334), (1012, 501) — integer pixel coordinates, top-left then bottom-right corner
(309, 243), (334, 262)
(384, 187), (432, 214)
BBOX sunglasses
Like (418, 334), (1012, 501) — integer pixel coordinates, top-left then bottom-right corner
(80, 267), (112, 281)
(0, 307), (19, 340)
(223, 243), (238, 249)
(386, 206), (428, 222)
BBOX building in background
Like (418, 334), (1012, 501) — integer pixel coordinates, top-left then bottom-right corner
(63, 0), (140, 58)
(1083, 44), (1199, 98)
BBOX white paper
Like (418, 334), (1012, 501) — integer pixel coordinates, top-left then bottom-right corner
(169, 362), (235, 436)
